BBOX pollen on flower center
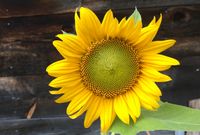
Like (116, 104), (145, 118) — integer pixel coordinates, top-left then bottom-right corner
(80, 39), (140, 98)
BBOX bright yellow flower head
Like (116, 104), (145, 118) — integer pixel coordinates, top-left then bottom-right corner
(46, 7), (180, 132)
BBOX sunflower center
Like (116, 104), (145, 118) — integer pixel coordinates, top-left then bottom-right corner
(81, 39), (139, 98)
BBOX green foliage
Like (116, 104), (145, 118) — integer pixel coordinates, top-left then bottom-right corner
(129, 7), (142, 24)
(110, 102), (200, 135)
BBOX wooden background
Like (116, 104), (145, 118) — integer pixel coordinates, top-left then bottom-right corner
(0, 0), (200, 135)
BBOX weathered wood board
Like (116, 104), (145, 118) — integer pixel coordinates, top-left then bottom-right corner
(0, 0), (200, 134)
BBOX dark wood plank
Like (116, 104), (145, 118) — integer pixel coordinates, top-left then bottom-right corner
(161, 66), (200, 105)
(82, 0), (200, 11)
(0, 117), (174, 135)
(0, 0), (80, 18)
(0, 14), (69, 76)
(0, 117), (100, 135)
(0, 0), (200, 18)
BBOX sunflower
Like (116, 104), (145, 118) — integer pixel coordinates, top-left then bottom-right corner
(46, 7), (180, 132)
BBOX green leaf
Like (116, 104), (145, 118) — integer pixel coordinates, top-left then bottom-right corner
(129, 7), (142, 24)
(110, 102), (200, 135)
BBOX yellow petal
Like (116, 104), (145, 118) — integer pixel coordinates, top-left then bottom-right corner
(84, 96), (101, 128)
(156, 14), (162, 27)
(49, 73), (81, 88)
(75, 7), (102, 44)
(142, 40), (176, 54)
(69, 95), (95, 119)
(149, 16), (156, 25)
(142, 63), (171, 71)
(69, 106), (86, 119)
(50, 84), (81, 95)
(67, 89), (92, 115)
(138, 77), (162, 96)
(100, 99), (115, 132)
(74, 10), (90, 45)
(142, 15), (162, 38)
(54, 84), (84, 103)
(81, 7), (103, 40)
(108, 18), (119, 38)
(118, 17), (142, 43)
(141, 54), (180, 66)
(134, 27), (157, 49)
(135, 15), (162, 49)
(101, 10), (119, 38)
(134, 86), (160, 109)
(141, 67), (172, 82)
(114, 95), (130, 124)
(129, 111), (137, 123)
(124, 90), (141, 118)
(53, 40), (82, 59)
(118, 17), (127, 30)
(56, 34), (88, 52)
(154, 95), (161, 102)
(101, 10), (114, 34)
(141, 101), (155, 111)
(46, 59), (79, 77)
(128, 21), (142, 43)
(118, 17), (135, 39)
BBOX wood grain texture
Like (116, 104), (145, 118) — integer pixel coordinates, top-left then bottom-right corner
(0, 0), (200, 134)
(0, 0), (80, 18)
(0, 117), (100, 135)
(0, 0), (200, 18)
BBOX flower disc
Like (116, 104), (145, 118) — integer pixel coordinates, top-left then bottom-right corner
(81, 39), (139, 98)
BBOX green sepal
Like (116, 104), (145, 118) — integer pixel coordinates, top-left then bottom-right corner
(61, 30), (74, 36)
(61, 30), (67, 34)
(129, 7), (142, 24)
(109, 102), (200, 135)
